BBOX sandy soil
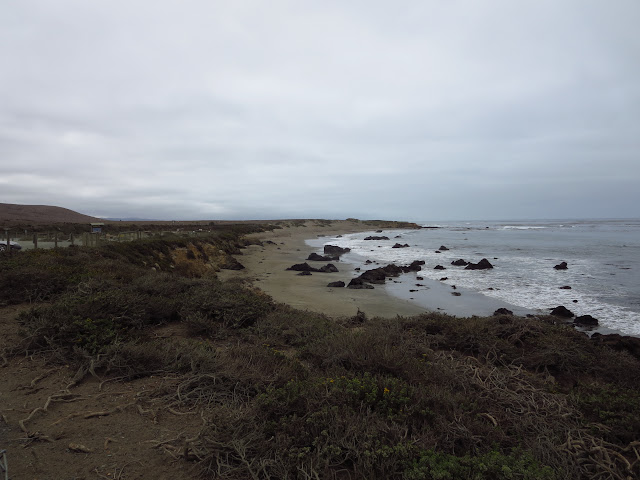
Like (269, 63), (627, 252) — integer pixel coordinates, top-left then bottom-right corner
(218, 220), (427, 319)
(0, 306), (202, 480)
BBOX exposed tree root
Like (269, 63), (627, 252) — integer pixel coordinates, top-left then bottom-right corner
(19, 393), (84, 432)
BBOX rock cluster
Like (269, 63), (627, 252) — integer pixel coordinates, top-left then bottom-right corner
(364, 236), (390, 241)
(464, 258), (494, 270)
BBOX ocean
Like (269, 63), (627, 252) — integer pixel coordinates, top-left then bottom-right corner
(306, 219), (640, 337)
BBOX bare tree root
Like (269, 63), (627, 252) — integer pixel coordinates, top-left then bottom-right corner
(19, 431), (55, 445)
(19, 393), (84, 432)
(149, 430), (207, 462)
(561, 431), (639, 479)
(49, 402), (136, 426)
(84, 403), (135, 419)
(16, 368), (58, 389)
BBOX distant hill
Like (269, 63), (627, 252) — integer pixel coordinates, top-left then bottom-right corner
(0, 203), (103, 225)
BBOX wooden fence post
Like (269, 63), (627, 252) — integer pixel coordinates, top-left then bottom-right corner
(70, 234), (74, 246)
(54, 232), (58, 248)
(33, 233), (38, 249)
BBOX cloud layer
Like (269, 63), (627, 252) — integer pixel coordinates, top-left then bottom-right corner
(2, 0), (639, 220)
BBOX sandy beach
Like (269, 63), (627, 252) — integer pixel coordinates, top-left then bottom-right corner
(218, 220), (428, 318)
(219, 220), (541, 320)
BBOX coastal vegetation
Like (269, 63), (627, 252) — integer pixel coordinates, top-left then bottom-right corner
(1, 224), (639, 479)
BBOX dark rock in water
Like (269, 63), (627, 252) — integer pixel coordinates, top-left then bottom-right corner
(415, 283), (425, 287)
(574, 315), (598, 326)
(394, 235), (402, 238)
(434, 265), (446, 270)
(439, 277), (448, 281)
(493, 308), (513, 316)
(452, 292), (461, 296)
(318, 263), (339, 273)
(392, 243), (410, 248)
(591, 333), (640, 361)
(286, 262), (318, 272)
(376, 230), (383, 233)
(435, 251), (441, 253)
(573, 300), (578, 303)
(365, 260), (373, 264)
(402, 260), (425, 272)
(559, 285), (572, 289)
(451, 259), (469, 266)
(356, 261), (425, 285)
(327, 281), (346, 287)
(297, 271), (312, 276)
(324, 245), (351, 255)
(307, 252), (338, 261)
(347, 278), (374, 289)
(465, 258), (494, 270)
(221, 256), (245, 270)
(364, 235), (390, 241)
(451, 285), (457, 289)
(554, 261), (568, 270)
(336, 235), (342, 238)
(410, 289), (418, 292)
(550, 305), (574, 317)
(416, 276), (424, 280)
(355, 267), (361, 271)
(439, 245), (449, 251)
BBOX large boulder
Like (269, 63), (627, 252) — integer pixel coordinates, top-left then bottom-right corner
(554, 261), (568, 270)
(392, 243), (410, 248)
(451, 259), (468, 266)
(327, 281), (346, 288)
(347, 278), (374, 289)
(286, 262), (318, 272)
(439, 245), (449, 251)
(493, 308), (514, 316)
(307, 252), (338, 261)
(358, 268), (388, 284)
(434, 265), (446, 270)
(550, 305), (574, 317)
(318, 263), (339, 273)
(324, 245), (351, 256)
(402, 260), (425, 272)
(465, 258), (494, 270)
(364, 235), (390, 240)
(574, 314), (598, 326)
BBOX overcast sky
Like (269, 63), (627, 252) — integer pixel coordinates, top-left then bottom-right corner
(1, 0), (639, 221)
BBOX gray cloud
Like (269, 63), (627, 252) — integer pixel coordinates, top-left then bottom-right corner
(1, 0), (639, 221)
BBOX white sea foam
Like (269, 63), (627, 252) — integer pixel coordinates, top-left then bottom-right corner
(309, 220), (640, 337)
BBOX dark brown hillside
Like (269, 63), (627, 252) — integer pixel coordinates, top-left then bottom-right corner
(0, 202), (103, 225)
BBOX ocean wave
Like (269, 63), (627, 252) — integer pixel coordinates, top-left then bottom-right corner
(501, 226), (547, 230)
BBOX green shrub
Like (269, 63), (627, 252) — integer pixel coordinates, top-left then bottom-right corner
(181, 279), (274, 332)
(403, 448), (556, 480)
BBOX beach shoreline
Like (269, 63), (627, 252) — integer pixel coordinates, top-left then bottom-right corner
(220, 220), (529, 319)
